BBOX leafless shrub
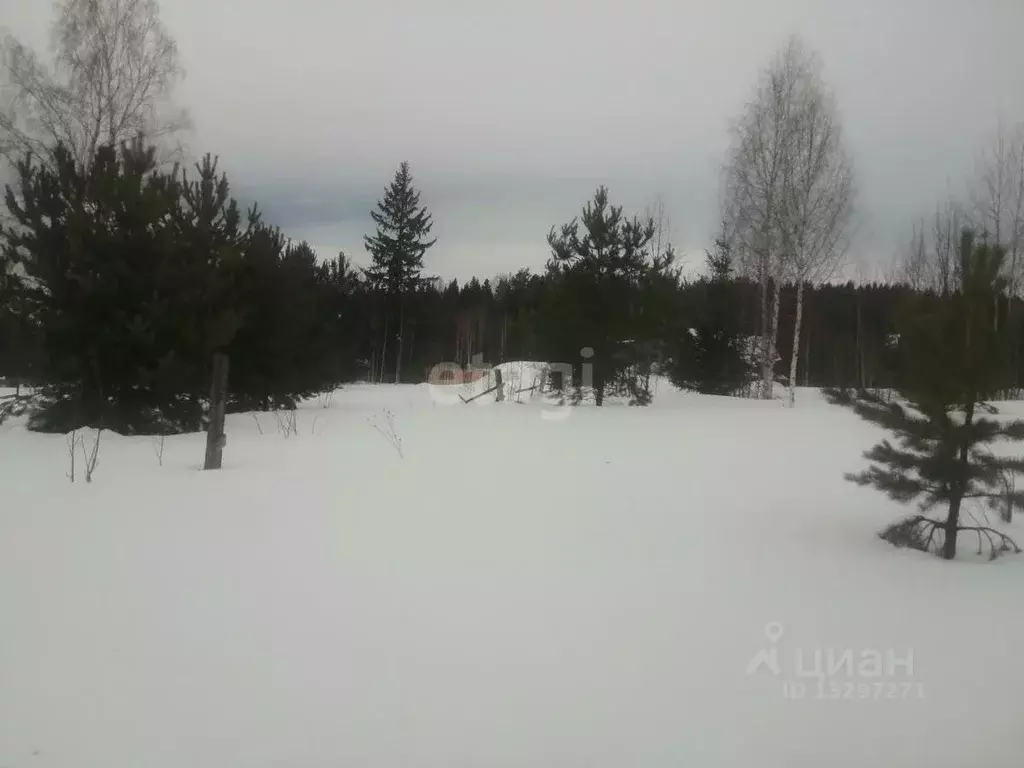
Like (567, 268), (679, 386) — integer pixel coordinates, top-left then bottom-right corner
(151, 434), (165, 467)
(317, 389), (335, 409)
(65, 427), (101, 482)
(274, 408), (298, 439)
(81, 428), (101, 482)
(250, 412), (264, 435)
(369, 409), (403, 458)
(66, 430), (78, 482)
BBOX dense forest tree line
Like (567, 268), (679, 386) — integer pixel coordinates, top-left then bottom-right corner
(5, 134), (1024, 436)
(4, 1), (1024, 440)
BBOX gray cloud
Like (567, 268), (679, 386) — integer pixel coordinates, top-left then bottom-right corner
(4, 0), (1024, 279)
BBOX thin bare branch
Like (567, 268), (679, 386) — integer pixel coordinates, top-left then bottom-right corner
(0, 0), (188, 171)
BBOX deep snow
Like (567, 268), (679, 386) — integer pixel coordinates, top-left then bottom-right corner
(2, 380), (1023, 767)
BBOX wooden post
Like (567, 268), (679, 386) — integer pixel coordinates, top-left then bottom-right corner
(494, 368), (505, 402)
(203, 353), (229, 470)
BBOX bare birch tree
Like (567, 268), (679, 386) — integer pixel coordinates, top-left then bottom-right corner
(898, 197), (965, 295)
(776, 56), (854, 406)
(970, 122), (1024, 389)
(645, 195), (672, 265)
(971, 121), (1024, 250)
(1009, 130), (1024, 295)
(0, 0), (187, 171)
(900, 218), (930, 292)
(723, 43), (797, 399)
(723, 36), (852, 401)
(932, 197), (964, 296)
(972, 126), (1024, 275)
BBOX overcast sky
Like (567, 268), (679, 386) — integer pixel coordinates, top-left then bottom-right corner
(4, 0), (1024, 281)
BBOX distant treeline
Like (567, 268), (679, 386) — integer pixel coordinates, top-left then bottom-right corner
(2, 140), (1023, 433)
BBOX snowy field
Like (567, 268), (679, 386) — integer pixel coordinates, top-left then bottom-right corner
(2, 372), (1024, 768)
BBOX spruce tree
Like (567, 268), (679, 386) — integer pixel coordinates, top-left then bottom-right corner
(832, 230), (1024, 560)
(364, 161), (435, 383)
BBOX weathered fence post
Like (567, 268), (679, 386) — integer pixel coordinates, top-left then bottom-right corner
(203, 353), (229, 470)
(494, 368), (505, 402)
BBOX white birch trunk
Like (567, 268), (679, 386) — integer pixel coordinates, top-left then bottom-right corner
(787, 280), (805, 407)
(762, 277), (782, 399)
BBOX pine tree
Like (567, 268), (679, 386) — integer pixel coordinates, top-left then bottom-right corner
(626, 245), (682, 404)
(544, 186), (661, 406)
(831, 230), (1024, 560)
(222, 219), (297, 410)
(167, 152), (248, 425)
(669, 236), (752, 395)
(364, 161), (435, 383)
(1, 140), (199, 432)
(317, 251), (364, 384)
